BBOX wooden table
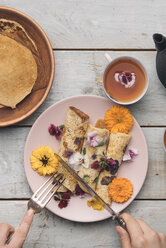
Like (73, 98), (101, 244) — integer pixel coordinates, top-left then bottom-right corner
(0, 1), (166, 247)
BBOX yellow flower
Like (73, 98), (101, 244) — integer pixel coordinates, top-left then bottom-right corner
(104, 106), (133, 133)
(30, 146), (59, 176)
(108, 177), (133, 203)
(87, 197), (105, 211)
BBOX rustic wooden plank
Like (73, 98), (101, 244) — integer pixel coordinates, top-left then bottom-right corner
(0, 127), (165, 199)
(17, 50), (166, 126)
(138, 127), (166, 199)
(0, 200), (165, 248)
(1, 0), (165, 49)
(0, 127), (31, 198)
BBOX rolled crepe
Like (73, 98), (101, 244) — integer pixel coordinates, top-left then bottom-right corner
(96, 132), (131, 205)
(57, 106), (89, 192)
(78, 124), (109, 192)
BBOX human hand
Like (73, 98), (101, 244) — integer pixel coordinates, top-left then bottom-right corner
(0, 208), (34, 248)
(116, 213), (166, 248)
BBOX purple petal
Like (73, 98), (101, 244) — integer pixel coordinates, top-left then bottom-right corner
(48, 124), (63, 140)
(122, 75), (128, 84)
(74, 137), (80, 145)
(75, 184), (85, 196)
(91, 154), (97, 160)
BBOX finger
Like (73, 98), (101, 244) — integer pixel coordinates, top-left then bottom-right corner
(9, 209), (34, 247)
(116, 226), (131, 248)
(120, 213), (144, 241)
(136, 218), (155, 234)
(137, 219), (162, 247)
(158, 232), (166, 247)
(0, 223), (14, 245)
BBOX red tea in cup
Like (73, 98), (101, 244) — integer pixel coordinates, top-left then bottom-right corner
(103, 57), (148, 104)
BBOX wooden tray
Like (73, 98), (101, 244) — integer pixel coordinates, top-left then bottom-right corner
(0, 7), (55, 126)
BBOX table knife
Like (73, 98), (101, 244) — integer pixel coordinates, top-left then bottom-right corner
(56, 154), (127, 230)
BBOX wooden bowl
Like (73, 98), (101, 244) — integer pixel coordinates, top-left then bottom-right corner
(0, 7), (55, 126)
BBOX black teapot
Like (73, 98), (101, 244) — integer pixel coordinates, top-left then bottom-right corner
(153, 33), (166, 88)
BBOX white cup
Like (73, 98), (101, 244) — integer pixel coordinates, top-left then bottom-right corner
(102, 53), (149, 105)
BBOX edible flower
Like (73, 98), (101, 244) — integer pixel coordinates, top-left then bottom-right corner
(30, 146), (59, 176)
(91, 154), (97, 160)
(123, 147), (138, 162)
(48, 124), (63, 140)
(69, 152), (89, 171)
(87, 197), (105, 211)
(104, 106), (133, 134)
(129, 148), (138, 159)
(108, 177), (133, 203)
(74, 137), (80, 145)
(82, 175), (90, 183)
(75, 184), (85, 196)
(114, 72), (135, 88)
(86, 131), (100, 147)
(54, 191), (71, 209)
(101, 176), (115, 185)
(91, 157), (119, 175)
(100, 158), (119, 174)
(91, 160), (101, 170)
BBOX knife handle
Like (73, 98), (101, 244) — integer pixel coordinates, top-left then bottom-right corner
(116, 216), (127, 231)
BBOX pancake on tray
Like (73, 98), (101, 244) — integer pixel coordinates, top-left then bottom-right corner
(0, 19), (38, 55)
(0, 34), (37, 108)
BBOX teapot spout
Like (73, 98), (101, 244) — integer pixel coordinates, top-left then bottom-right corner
(153, 33), (166, 51)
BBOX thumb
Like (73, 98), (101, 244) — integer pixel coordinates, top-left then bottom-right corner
(116, 226), (131, 248)
(9, 208), (35, 247)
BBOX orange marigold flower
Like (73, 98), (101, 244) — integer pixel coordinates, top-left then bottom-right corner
(104, 106), (133, 133)
(108, 177), (133, 203)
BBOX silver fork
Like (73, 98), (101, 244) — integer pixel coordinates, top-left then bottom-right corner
(5, 172), (65, 244)
(28, 172), (65, 213)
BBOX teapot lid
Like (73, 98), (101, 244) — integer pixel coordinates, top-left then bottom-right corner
(153, 33), (166, 51)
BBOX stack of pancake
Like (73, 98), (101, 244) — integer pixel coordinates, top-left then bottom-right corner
(0, 19), (37, 108)
(57, 106), (131, 206)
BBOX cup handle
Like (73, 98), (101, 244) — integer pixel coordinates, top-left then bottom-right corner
(104, 53), (112, 63)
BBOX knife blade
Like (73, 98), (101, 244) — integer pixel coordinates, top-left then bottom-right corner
(56, 153), (127, 230)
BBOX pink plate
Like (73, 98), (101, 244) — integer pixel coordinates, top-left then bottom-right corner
(24, 95), (148, 222)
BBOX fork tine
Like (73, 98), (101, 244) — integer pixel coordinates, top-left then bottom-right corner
(32, 173), (57, 197)
(54, 178), (66, 193)
(32, 173), (60, 201)
(38, 176), (64, 204)
(28, 172), (66, 213)
(40, 178), (65, 207)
